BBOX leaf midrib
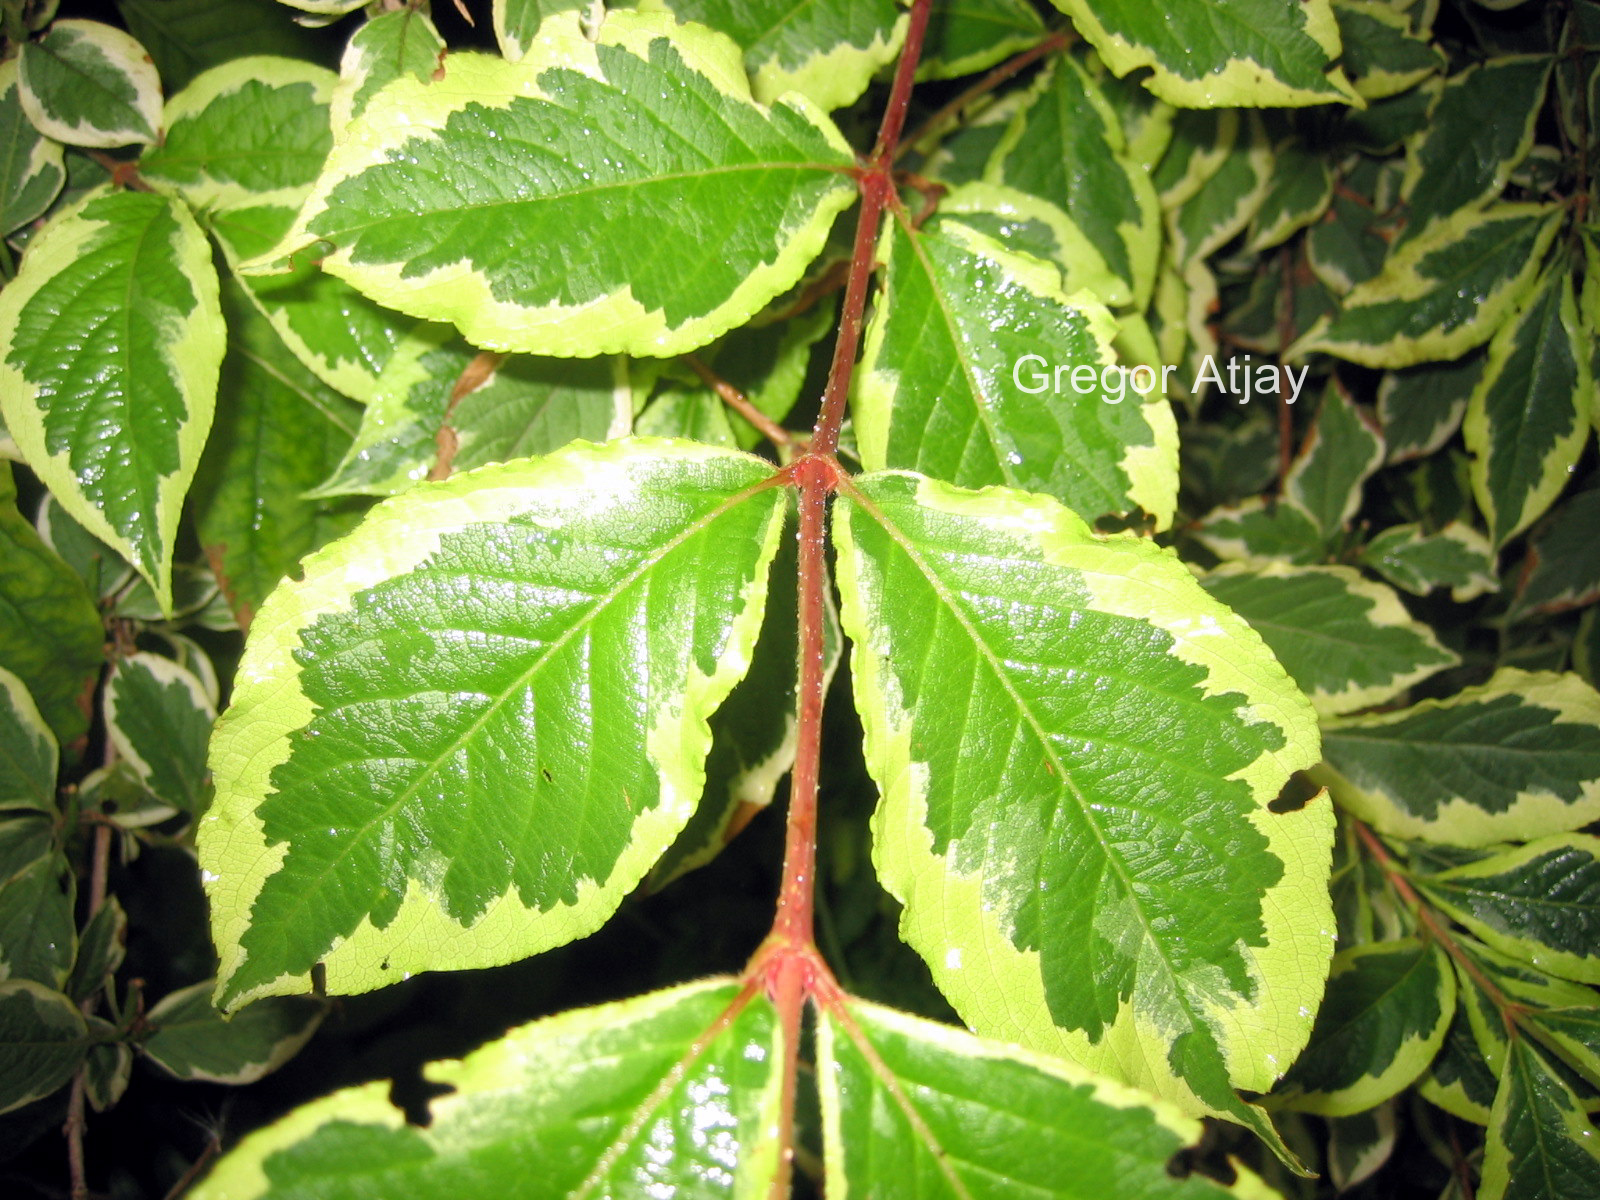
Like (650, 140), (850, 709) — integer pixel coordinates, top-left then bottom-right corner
(245, 473), (779, 972)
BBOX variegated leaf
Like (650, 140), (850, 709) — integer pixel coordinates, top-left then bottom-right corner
(835, 471), (1331, 1139)
(918, 0), (1048, 82)
(1315, 669), (1600, 847)
(988, 53), (1160, 307)
(0, 667), (56, 815)
(103, 652), (215, 817)
(1358, 521), (1497, 602)
(1378, 354), (1483, 463)
(1512, 487), (1600, 615)
(0, 59), (64, 236)
(1397, 55), (1551, 248)
(1464, 268), (1592, 548)
(1418, 835), (1600, 985)
(1480, 1038), (1600, 1200)
(1333, 0), (1443, 99)
(819, 997), (1283, 1198)
(1271, 937), (1454, 1115)
(330, 8), (445, 131)
(1199, 562), (1457, 718)
(1044, 0), (1361, 108)
(853, 209), (1178, 530)
(251, 14), (857, 357)
(200, 441), (786, 1008)
(0, 980), (88, 1114)
(1284, 381), (1385, 540)
(0, 187), (223, 613)
(1292, 203), (1562, 369)
(18, 20), (162, 149)
(142, 982), (323, 1084)
(641, 0), (906, 112)
(190, 979), (785, 1199)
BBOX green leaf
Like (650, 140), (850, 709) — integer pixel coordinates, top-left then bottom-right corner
(1420, 1003), (1498, 1124)
(139, 56), (336, 216)
(649, 517), (841, 887)
(18, 20), (162, 149)
(1397, 55), (1551, 249)
(1153, 108), (1236, 210)
(1333, 0), (1444, 99)
(644, 0), (906, 112)
(1378, 353), (1483, 463)
(36, 493), (135, 599)
(1044, 0), (1361, 107)
(1306, 190), (1392, 297)
(0, 59), (64, 237)
(1292, 203), (1562, 369)
(1284, 382), (1385, 541)
(1358, 521), (1497, 602)
(1271, 937), (1454, 1115)
(1480, 1038), (1600, 1200)
(104, 652), (215, 816)
(492, 0), (584, 63)
(0, 666), (57, 814)
(1168, 112), (1272, 265)
(1315, 668), (1600, 847)
(0, 815), (52, 884)
(1464, 268), (1592, 549)
(1326, 1102), (1398, 1190)
(1192, 497), (1330, 565)
(1341, 74), (1437, 155)
(82, 1030), (130, 1112)
(0, 851), (74, 987)
(315, 334), (626, 498)
(0, 980), (88, 1115)
(0, 187), (224, 614)
(636, 382), (739, 447)
(0, 467), (104, 744)
(1418, 836), (1600, 985)
(142, 981), (323, 1084)
(65, 896), (125, 1005)
(200, 440), (786, 1008)
(255, 14), (857, 357)
(191, 978), (784, 1199)
(818, 996), (1280, 1198)
(834, 472), (1330, 1130)
(194, 279), (363, 626)
(1198, 562), (1457, 718)
(919, 0), (1047, 82)
(116, 0), (337, 93)
(1512, 487), (1600, 615)
(989, 54), (1160, 308)
(854, 209), (1178, 531)
(330, 7), (445, 131)
(1247, 139), (1334, 252)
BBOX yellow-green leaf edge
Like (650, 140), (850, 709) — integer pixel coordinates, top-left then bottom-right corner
(249, 12), (857, 358)
(834, 471), (1334, 1119)
(200, 439), (786, 1008)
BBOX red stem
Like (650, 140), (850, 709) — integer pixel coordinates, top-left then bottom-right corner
(810, 0), (934, 456)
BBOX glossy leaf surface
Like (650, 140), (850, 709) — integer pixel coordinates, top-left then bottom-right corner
(1480, 1038), (1600, 1200)
(1292, 204), (1561, 368)
(201, 441), (786, 1007)
(834, 471), (1331, 1127)
(1271, 937), (1454, 1115)
(854, 208), (1177, 529)
(192, 979), (784, 1200)
(1316, 669), (1600, 846)
(646, 0), (905, 111)
(1199, 562), (1456, 718)
(1358, 521), (1497, 602)
(1418, 836), (1600, 984)
(819, 996), (1280, 1198)
(258, 14), (856, 357)
(0, 187), (223, 613)
(1045, 0), (1360, 107)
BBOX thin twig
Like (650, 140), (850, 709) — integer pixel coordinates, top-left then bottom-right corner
(86, 151), (151, 193)
(897, 30), (1071, 163)
(684, 354), (792, 447)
